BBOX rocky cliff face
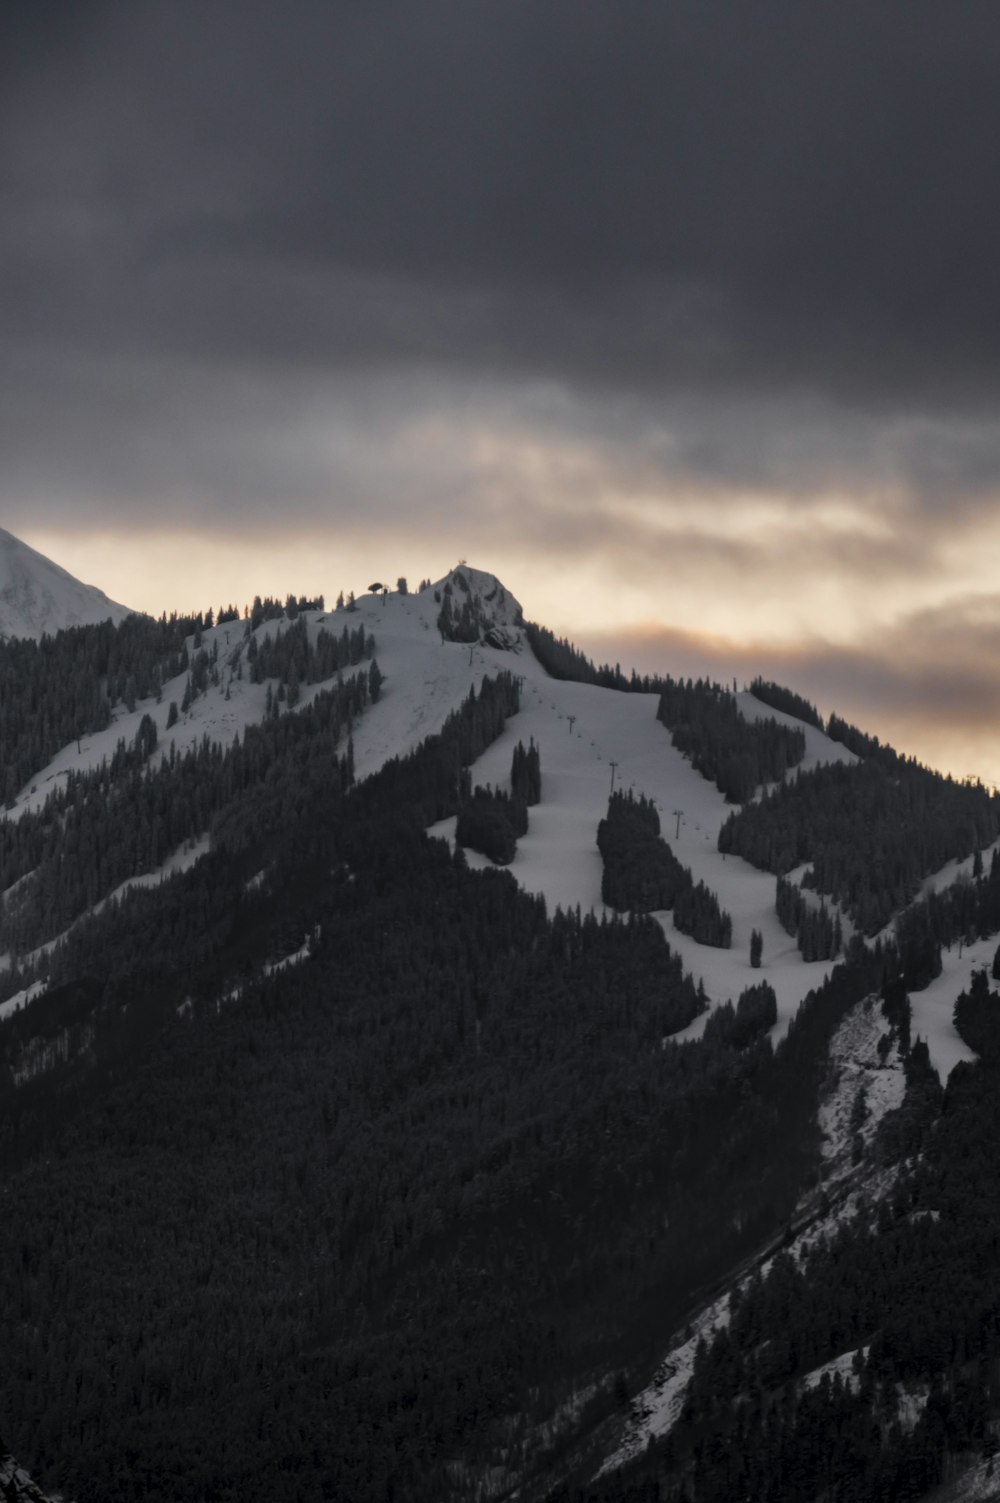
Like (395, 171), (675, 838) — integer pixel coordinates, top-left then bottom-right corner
(0, 1439), (61, 1503)
(433, 564), (524, 648)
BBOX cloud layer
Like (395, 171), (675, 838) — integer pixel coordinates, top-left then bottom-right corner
(4, 2), (1000, 777)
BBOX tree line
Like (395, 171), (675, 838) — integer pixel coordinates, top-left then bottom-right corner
(776, 874), (843, 960)
(0, 612), (206, 806)
(524, 627), (809, 804)
(0, 667), (891, 1503)
(567, 999), (1000, 1503)
(719, 757), (1000, 933)
(597, 790), (733, 948)
(556, 810), (1000, 1502)
(748, 676), (823, 729)
(455, 739), (541, 864)
(0, 671), (370, 965)
(657, 679), (807, 804)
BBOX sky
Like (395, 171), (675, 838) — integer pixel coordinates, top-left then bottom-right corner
(4, 1), (1000, 783)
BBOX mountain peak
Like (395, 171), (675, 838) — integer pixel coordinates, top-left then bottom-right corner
(0, 529), (133, 640)
(432, 563), (524, 648)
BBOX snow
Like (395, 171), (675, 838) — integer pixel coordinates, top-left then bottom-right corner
(599, 988), (933, 1480)
(0, 567), (518, 823)
(412, 588), (995, 1069)
(0, 527), (131, 640)
(0, 559), (865, 1058)
(862, 844), (1000, 1081)
(0, 1448), (57, 1503)
(908, 933), (992, 1078)
(0, 834), (211, 1026)
(934, 1453), (1000, 1501)
(2, 559), (991, 1076)
(0, 979), (46, 1022)
(8, 569), (514, 820)
(818, 994), (906, 1179)
(13, 1022), (94, 1087)
(338, 575), (857, 1051)
(801, 1346), (867, 1391)
(916, 837), (1000, 901)
(5, 552), (1000, 1494)
(598, 1296), (732, 1475)
(264, 929), (319, 977)
(595, 989), (911, 1479)
(6, 614), (369, 820)
(598, 1159), (905, 1478)
(441, 659), (857, 1040)
(896, 1382), (930, 1434)
(347, 569), (526, 779)
(5, 555), (997, 1488)
(736, 691), (858, 774)
(108, 832), (211, 899)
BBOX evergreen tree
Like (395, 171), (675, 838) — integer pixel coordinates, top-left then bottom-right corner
(511, 738), (541, 805)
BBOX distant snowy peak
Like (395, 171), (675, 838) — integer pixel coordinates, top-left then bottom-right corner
(431, 564), (524, 649)
(0, 528), (133, 641)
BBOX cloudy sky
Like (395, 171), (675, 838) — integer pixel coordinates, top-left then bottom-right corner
(5, 1), (1000, 780)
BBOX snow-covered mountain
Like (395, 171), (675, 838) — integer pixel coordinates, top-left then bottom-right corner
(0, 561), (978, 1080)
(2, 559), (1000, 1502)
(0, 527), (132, 639)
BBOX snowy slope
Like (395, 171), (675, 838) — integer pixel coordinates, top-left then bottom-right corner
(0, 528), (132, 639)
(6, 609), (370, 820)
(351, 573), (841, 1046)
(423, 615), (859, 1043)
(1, 561), (985, 1073)
(348, 567), (526, 775)
(7, 567), (521, 817)
(736, 689), (856, 775)
(0, 567), (525, 1018)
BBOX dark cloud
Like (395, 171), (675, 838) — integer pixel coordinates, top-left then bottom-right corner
(4, 0), (1000, 563)
(6, 2), (1000, 782)
(5, 2), (1000, 396)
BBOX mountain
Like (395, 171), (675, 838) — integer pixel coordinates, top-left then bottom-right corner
(1, 563), (1000, 1501)
(0, 527), (132, 640)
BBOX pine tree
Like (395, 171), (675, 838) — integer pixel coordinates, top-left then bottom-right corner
(511, 739), (541, 805)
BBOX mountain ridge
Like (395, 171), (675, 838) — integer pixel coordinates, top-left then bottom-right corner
(1, 543), (1000, 1500)
(0, 527), (132, 640)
